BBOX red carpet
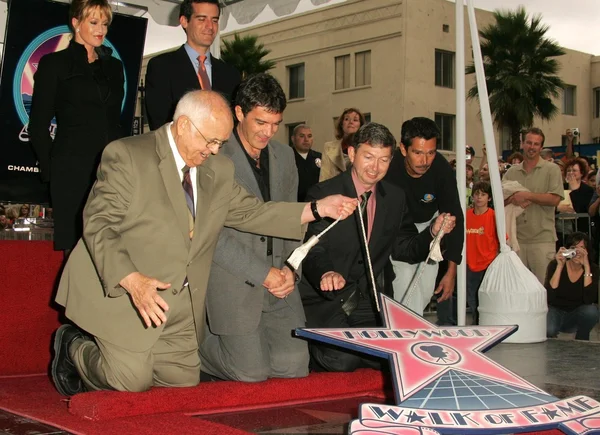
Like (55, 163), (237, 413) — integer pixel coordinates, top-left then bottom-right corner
(0, 240), (567, 434)
(1, 241), (63, 376)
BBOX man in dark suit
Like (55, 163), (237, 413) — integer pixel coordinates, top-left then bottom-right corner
(200, 74), (309, 382)
(291, 124), (322, 201)
(145, 0), (241, 130)
(299, 123), (456, 373)
(51, 90), (358, 394)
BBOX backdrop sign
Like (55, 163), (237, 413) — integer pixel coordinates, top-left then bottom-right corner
(0, 0), (147, 203)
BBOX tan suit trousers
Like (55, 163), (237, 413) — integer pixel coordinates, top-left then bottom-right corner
(71, 287), (200, 392)
(516, 242), (556, 284)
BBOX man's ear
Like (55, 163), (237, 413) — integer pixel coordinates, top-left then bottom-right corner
(234, 106), (244, 124)
(347, 146), (356, 165)
(179, 15), (188, 32)
(400, 143), (408, 157)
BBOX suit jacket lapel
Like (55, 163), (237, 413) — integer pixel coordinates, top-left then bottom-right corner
(189, 164), (215, 257)
(268, 145), (282, 202)
(223, 134), (263, 199)
(369, 181), (389, 252)
(156, 125), (191, 246)
(174, 45), (201, 96)
(211, 56), (223, 90)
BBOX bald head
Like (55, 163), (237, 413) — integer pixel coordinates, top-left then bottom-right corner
(173, 90), (232, 128)
(171, 90), (234, 167)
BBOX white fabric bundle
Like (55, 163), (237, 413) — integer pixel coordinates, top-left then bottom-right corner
(478, 251), (548, 343)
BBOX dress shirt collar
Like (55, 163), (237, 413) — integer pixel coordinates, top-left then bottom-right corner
(167, 123), (197, 185)
(184, 43), (212, 70)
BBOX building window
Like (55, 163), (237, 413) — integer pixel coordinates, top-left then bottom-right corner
(594, 88), (600, 118)
(563, 85), (576, 115)
(288, 64), (305, 99)
(287, 122), (305, 147)
(434, 113), (455, 151)
(435, 49), (454, 88)
(355, 50), (371, 87)
(335, 55), (350, 90)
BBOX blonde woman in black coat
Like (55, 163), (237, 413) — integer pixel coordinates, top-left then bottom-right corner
(29, 0), (124, 253)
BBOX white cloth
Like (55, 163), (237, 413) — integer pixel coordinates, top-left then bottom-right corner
(501, 179), (529, 253)
(391, 213), (439, 315)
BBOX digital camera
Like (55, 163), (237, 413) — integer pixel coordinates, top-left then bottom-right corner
(561, 249), (577, 259)
(572, 128), (580, 137)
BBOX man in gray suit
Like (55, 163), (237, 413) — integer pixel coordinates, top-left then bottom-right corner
(200, 74), (308, 381)
(51, 90), (357, 395)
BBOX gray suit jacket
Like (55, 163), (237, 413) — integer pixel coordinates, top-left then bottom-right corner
(206, 134), (305, 335)
(55, 125), (306, 352)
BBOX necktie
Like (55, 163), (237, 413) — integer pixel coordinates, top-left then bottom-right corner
(197, 55), (211, 90)
(182, 166), (195, 238)
(359, 190), (372, 234)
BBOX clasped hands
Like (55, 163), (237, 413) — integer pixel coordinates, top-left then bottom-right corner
(263, 266), (296, 299)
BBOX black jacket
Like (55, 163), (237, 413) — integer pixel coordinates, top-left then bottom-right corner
(145, 45), (241, 130)
(29, 41), (124, 181)
(28, 41), (125, 250)
(293, 148), (322, 201)
(298, 170), (434, 327)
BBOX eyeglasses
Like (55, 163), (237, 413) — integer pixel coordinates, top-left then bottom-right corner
(187, 117), (226, 151)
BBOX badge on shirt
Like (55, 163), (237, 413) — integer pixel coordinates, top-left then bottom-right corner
(315, 158), (322, 168)
(421, 193), (436, 203)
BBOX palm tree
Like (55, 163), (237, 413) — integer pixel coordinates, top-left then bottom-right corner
(220, 34), (276, 80)
(466, 7), (565, 151)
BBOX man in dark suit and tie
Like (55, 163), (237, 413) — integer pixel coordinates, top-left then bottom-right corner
(200, 74), (310, 382)
(298, 123), (456, 373)
(145, 0), (241, 130)
(291, 124), (322, 201)
(50, 90), (358, 395)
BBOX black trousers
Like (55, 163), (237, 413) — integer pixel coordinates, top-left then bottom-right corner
(309, 292), (387, 373)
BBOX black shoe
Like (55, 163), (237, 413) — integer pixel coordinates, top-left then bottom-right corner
(51, 324), (88, 396)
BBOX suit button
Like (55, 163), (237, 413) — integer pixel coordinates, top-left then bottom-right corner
(267, 249), (273, 256)
(172, 288), (178, 295)
(358, 260), (364, 265)
(260, 237), (266, 242)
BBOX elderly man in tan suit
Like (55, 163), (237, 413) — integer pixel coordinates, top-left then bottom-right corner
(51, 90), (357, 395)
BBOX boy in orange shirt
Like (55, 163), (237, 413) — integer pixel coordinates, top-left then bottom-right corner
(466, 181), (500, 324)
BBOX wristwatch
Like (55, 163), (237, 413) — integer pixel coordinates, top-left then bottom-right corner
(310, 200), (322, 221)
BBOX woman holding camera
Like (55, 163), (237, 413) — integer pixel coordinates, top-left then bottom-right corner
(545, 232), (599, 340)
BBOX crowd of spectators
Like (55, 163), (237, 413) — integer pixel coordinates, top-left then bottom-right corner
(453, 128), (599, 339)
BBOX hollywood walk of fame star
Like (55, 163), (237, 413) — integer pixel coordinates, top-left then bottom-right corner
(296, 294), (547, 405)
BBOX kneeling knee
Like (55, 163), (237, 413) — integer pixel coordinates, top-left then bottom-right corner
(107, 368), (153, 392)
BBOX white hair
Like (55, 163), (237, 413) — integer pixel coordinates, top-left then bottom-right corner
(173, 90), (229, 124)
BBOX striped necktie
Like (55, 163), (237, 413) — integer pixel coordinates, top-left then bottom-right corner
(359, 190), (372, 234)
(197, 55), (211, 90)
(182, 166), (194, 238)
